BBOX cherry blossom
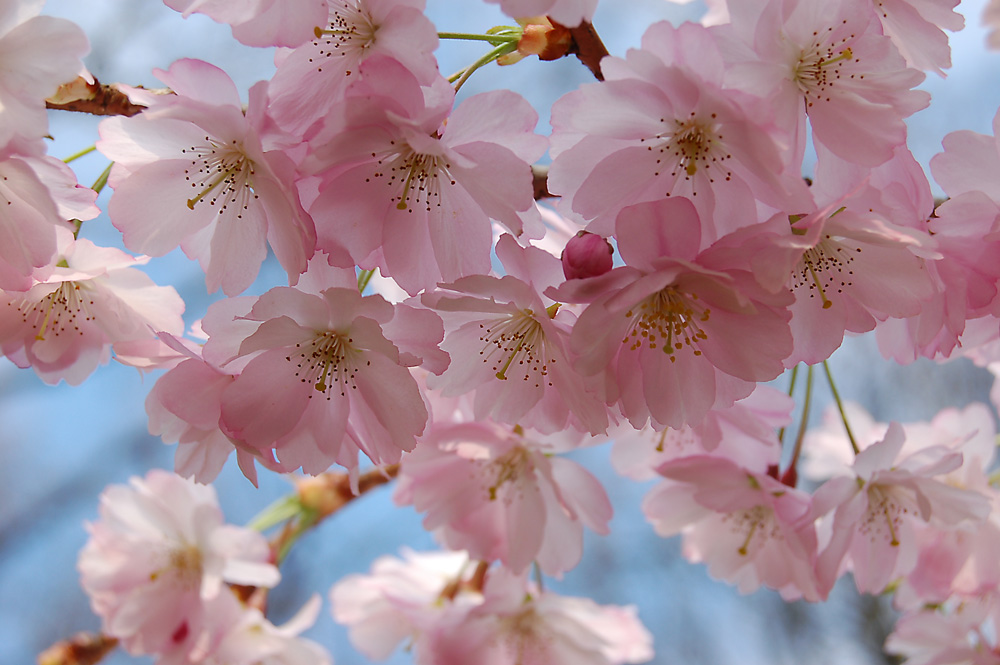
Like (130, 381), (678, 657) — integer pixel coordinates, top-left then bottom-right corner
(99, 58), (316, 295)
(267, 0), (440, 134)
(644, 455), (822, 601)
(78, 470), (280, 660)
(548, 20), (810, 240)
(812, 423), (991, 595)
(204, 266), (446, 475)
(484, 0), (598, 27)
(422, 233), (608, 434)
(0, 227), (185, 385)
(553, 198), (794, 430)
(164, 0), (328, 48)
(305, 56), (546, 294)
(394, 418), (612, 575)
(0, 0), (89, 144)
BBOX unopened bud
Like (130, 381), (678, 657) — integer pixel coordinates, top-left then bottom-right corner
(561, 231), (613, 280)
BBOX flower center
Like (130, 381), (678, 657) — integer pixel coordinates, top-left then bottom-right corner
(368, 144), (456, 213)
(861, 485), (909, 547)
(310, 0), (377, 75)
(485, 446), (533, 502)
(722, 504), (781, 556)
(641, 112), (732, 188)
(791, 235), (858, 309)
(479, 311), (553, 386)
(10, 282), (94, 341)
(793, 29), (858, 108)
(182, 137), (256, 216)
(623, 287), (710, 362)
(285, 331), (362, 399)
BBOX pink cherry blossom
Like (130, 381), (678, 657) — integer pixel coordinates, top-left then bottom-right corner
(0, 228), (185, 385)
(871, 0), (964, 76)
(610, 384), (791, 481)
(164, 0), (328, 48)
(428, 566), (654, 665)
(548, 20), (810, 240)
(78, 470), (280, 660)
(484, 0), (598, 27)
(305, 56), (546, 294)
(812, 423), (991, 595)
(553, 198), (794, 430)
(0, 0), (88, 143)
(721, 0), (928, 167)
(204, 269), (446, 475)
(394, 419), (611, 575)
(146, 331), (285, 486)
(644, 455), (822, 601)
(422, 233), (609, 434)
(887, 594), (1000, 665)
(99, 58), (316, 295)
(267, 0), (440, 134)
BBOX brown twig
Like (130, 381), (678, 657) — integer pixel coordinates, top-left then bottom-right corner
(532, 164), (553, 200)
(38, 633), (118, 665)
(46, 76), (150, 117)
(565, 21), (610, 81)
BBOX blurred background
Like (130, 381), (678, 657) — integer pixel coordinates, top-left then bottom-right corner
(2, 0), (998, 663)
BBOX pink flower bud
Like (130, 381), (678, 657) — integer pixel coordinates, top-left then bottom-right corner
(561, 231), (613, 280)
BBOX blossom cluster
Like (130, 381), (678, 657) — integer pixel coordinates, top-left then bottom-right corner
(6, 0), (1000, 663)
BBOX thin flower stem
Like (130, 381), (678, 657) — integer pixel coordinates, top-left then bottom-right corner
(787, 364), (815, 473)
(777, 364), (800, 444)
(357, 268), (375, 294)
(438, 32), (519, 43)
(91, 162), (113, 195)
(63, 144), (96, 163)
(267, 465), (400, 565)
(532, 561), (545, 592)
(246, 495), (303, 532)
(823, 360), (860, 454)
(38, 632), (118, 665)
(453, 42), (518, 92)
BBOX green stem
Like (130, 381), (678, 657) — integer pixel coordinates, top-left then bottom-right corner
(91, 162), (113, 195)
(246, 495), (303, 532)
(452, 42), (518, 91)
(63, 144), (96, 164)
(777, 364), (800, 444)
(438, 31), (519, 43)
(788, 364), (815, 472)
(822, 360), (860, 455)
(357, 268), (375, 294)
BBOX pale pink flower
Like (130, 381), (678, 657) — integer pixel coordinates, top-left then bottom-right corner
(164, 0), (328, 48)
(78, 470), (280, 660)
(871, 0), (964, 76)
(721, 0), (928, 167)
(306, 56), (546, 294)
(644, 455), (822, 601)
(429, 566), (654, 665)
(99, 59), (316, 296)
(0, 0), (88, 143)
(610, 385), (791, 481)
(813, 423), (991, 595)
(553, 198), (794, 430)
(146, 332), (285, 486)
(394, 419), (612, 575)
(0, 228), (185, 385)
(484, 0), (598, 27)
(157, 593), (332, 665)
(331, 548), (474, 660)
(887, 594), (1000, 665)
(986, 0), (1000, 50)
(267, 0), (440, 134)
(422, 233), (608, 434)
(548, 20), (810, 241)
(205, 266), (446, 475)
(334, 552), (653, 665)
